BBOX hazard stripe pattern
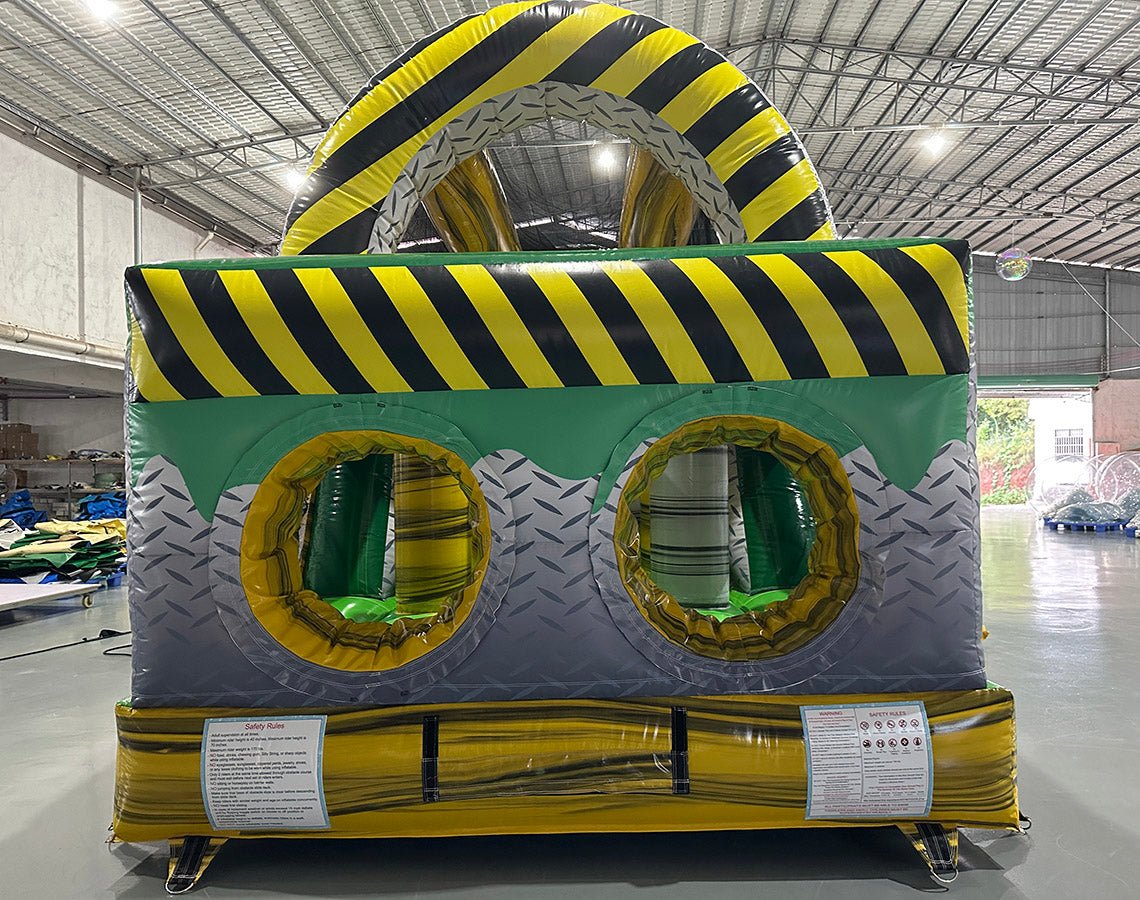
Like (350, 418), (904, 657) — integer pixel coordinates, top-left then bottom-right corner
(125, 241), (971, 403)
(282, 0), (830, 256)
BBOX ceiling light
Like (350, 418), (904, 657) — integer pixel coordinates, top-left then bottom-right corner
(86, 0), (118, 20)
(923, 132), (949, 155)
(595, 146), (618, 171)
(285, 167), (307, 191)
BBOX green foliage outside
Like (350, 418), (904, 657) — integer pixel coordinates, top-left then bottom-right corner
(977, 398), (1034, 504)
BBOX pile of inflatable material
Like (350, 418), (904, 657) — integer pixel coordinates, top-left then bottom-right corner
(76, 491), (127, 520)
(0, 489), (47, 530)
(0, 518), (126, 584)
(111, 3), (1022, 892)
(1041, 480), (1140, 531)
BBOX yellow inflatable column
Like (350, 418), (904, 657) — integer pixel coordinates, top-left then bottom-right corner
(619, 147), (697, 248)
(422, 151), (521, 253)
(393, 454), (473, 617)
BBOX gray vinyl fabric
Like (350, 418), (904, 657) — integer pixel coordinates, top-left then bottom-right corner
(366, 81), (752, 253)
(127, 427), (985, 708)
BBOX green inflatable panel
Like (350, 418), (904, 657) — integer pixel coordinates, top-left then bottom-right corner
(737, 449), (815, 592)
(327, 595), (437, 625)
(302, 454), (393, 599)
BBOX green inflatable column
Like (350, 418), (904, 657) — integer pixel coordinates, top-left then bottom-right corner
(303, 454), (393, 599)
(736, 449), (815, 592)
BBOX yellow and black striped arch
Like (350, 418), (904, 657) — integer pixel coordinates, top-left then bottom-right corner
(125, 240), (971, 403)
(282, 0), (832, 255)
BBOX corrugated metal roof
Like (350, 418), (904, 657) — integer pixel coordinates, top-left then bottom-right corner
(1, 0), (1136, 265)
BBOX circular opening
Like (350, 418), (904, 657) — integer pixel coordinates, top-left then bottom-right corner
(240, 430), (490, 673)
(614, 415), (861, 661)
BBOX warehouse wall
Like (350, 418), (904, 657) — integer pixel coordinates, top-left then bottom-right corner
(1093, 379), (1140, 453)
(974, 258), (1140, 379)
(6, 398), (124, 457)
(0, 129), (250, 354)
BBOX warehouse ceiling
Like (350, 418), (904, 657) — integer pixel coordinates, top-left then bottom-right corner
(1, 0), (1138, 266)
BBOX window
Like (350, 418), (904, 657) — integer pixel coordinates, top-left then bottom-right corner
(1054, 428), (1085, 458)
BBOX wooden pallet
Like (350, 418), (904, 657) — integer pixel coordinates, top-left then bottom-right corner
(1044, 517), (1125, 534)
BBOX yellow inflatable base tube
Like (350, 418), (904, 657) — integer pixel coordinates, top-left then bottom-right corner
(113, 688), (1018, 843)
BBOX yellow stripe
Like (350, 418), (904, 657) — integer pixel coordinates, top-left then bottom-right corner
(527, 267), (637, 385)
(602, 262), (713, 383)
(292, 268), (412, 393)
(823, 251), (945, 374)
(216, 270), (335, 395)
(129, 314), (182, 401)
(141, 270), (257, 397)
(738, 158), (819, 239)
(705, 106), (791, 184)
(807, 220), (838, 240)
(445, 265), (562, 388)
(370, 267), (487, 390)
(746, 255), (866, 377)
(287, 4), (631, 255)
(900, 244), (971, 351)
(670, 257), (791, 381)
(658, 61), (749, 135)
(307, 2), (544, 173)
(590, 27), (701, 97)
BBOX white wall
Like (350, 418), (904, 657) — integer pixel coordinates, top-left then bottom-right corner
(1029, 395), (1094, 464)
(7, 398), (124, 456)
(0, 129), (250, 354)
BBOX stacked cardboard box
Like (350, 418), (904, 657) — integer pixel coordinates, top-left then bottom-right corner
(0, 424), (40, 460)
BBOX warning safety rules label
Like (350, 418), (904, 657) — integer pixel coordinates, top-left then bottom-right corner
(201, 715), (330, 831)
(801, 701), (932, 820)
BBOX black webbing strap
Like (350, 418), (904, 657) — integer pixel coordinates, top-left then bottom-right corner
(671, 706), (690, 795)
(166, 836), (211, 894)
(421, 715), (440, 803)
(916, 822), (956, 879)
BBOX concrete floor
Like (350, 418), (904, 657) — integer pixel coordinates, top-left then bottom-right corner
(1, 505), (1137, 898)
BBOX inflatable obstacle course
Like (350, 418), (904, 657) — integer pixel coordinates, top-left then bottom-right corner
(112, 2), (1019, 891)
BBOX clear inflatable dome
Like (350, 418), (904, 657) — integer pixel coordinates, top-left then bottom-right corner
(1030, 452), (1140, 522)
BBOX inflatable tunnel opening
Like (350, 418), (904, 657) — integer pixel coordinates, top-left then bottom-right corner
(616, 415), (860, 661)
(239, 430), (489, 673)
(300, 450), (477, 625)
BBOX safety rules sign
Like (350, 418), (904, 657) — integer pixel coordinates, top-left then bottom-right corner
(201, 715), (330, 830)
(801, 702), (933, 819)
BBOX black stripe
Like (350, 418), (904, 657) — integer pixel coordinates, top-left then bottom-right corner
(545, 14), (666, 85)
(626, 42), (725, 113)
(713, 256), (828, 380)
(723, 133), (802, 213)
(421, 715), (440, 803)
(332, 268), (450, 391)
(671, 706), (690, 795)
(255, 270), (374, 393)
(348, 15), (477, 107)
(683, 86), (772, 157)
(491, 269), (601, 386)
(298, 213), (375, 256)
(788, 254), (909, 376)
(179, 271), (296, 396)
(754, 189), (832, 242)
(126, 271), (219, 400)
(408, 267), (526, 389)
(568, 268), (675, 384)
(641, 260), (750, 383)
(870, 249), (968, 374)
(293, 1), (577, 225)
